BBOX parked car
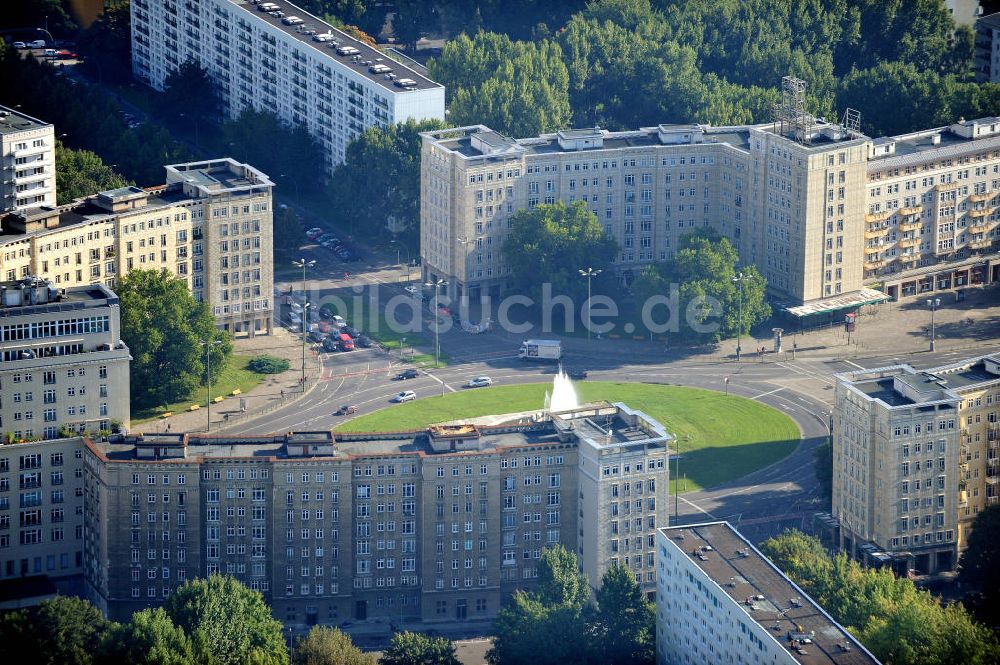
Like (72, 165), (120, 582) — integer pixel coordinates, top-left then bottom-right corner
(335, 404), (359, 416)
(568, 370), (588, 380)
(404, 285), (421, 295)
(394, 369), (419, 380)
(322, 337), (339, 352)
(342, 326), (360, 338)
(466, 376), (493, 388)
(331, 315), (346, 328)
(306, 227), (323, 240)
(12, 42), (26, 49)
(357, 335), (373, 348)
(308, 330), (326, 343)
(27, 40), (46, 49)
(54, 50), (78, 59)
(391, 390), (416, 403)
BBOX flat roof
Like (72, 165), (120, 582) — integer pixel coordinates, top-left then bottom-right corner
(0, 105), (51, 136)
(786, 289), (890, 318)
(228, 0), (441, 92)
(661, 522), (881, 665)
(852, 378), (915, 407)
(978, 11), (1000, 30)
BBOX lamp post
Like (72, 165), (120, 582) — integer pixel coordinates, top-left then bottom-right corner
(732, 272), (749, 361)
(926, 298), (940, 352)
(292, 258), (315, 302)
(425, 278), (447, 367)
(578, 268), (602, 340)
(200, 339), (222, 432)
(300, 302), (311, 386)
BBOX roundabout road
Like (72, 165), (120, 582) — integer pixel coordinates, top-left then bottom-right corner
(231, 332), (1000, 544)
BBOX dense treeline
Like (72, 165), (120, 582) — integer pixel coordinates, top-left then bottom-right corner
(762, 531), (1000, 665)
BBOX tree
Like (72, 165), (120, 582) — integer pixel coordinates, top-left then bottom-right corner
(959, 505), (1000, 620)
(326, 118), (446, 247)
(56, 142), (130, 205)
(76, 1), (131, 85)
(274, 205), (304, 254)
(632, 230), (769, 343)
(429, 32), (572, 137)
(117, 269), (231, 410)
(379, 631), (459, 665)
(502, 201), (618, 309)
(487, 545), (591, 665)
(292, 626), (374, 665)
(593, 564), (655, 665)
(161, 60), (222, 129)
(164, 575), (288, 665)
(0, 596), (110, 665)
(97, 607), (197, 665)
(220, 110), (324, 198)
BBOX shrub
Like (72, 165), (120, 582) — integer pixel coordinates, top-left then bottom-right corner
(248, 355), (290, 374)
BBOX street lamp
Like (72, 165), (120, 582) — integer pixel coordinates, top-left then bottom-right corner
(292, 258), (315, 302)
(425, 278), (447, 367)
(300, 302), (311, 386)
(578, 268), (602, 340)
(456, 236), (474, 300)
(732, 272), (749, 361)
(200, 339), (222, 432)
(926, 298), (940, 352)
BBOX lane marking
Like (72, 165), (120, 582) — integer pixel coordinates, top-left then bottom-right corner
(751, 387), (785, 399)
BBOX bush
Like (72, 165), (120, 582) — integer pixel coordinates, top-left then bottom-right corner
(248, 355), (290, 374)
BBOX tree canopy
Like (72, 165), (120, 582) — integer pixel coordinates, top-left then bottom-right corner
(959, 505), (1000, 625)
(55, 142), (130, 205)
(632, 230), (770, 343)
(379, 631), (460, 665)
(292, 626), (375, 665)
(117, 269), (231, 410)
(0, 595), (108, 665)
(429, 32), (572, 137)
(501, 200), (618, 308)
(762, 530), (1000, 665)
(327, 118), (446, 247)
(164, 575), (288, 665)
(97, 607), (197, 665)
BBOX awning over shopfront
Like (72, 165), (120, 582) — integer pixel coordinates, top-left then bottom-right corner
(785, 288), (890, 318)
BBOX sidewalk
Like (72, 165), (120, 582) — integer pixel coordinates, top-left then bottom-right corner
(132, 327), (323, 435)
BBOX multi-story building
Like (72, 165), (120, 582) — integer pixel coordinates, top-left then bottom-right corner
(831, 354), (1000, 574)
(0, 438), (88, 597)
(0, 105), (55, 212)
(0, 278), (130, 440)
(421, 104), (1000, 308)
(976, 12), (1000, 82)
(82, 402), (670, 626)
(655, 521), (880, 665)
(0, 158), (274, 336)
(130, 0), (445, 173)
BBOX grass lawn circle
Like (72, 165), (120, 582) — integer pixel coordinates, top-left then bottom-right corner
(336, 381), (800, 493)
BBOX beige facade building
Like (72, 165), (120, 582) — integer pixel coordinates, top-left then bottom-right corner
(0, 105), (56, 212)
(832, 354), (1000, 574)
(0, 279), (130, 441)
(421, 104), (1000, 308)
(82, 402), (670, 627)
(0, 159), (274, 336)
(0, 437), (87, 596)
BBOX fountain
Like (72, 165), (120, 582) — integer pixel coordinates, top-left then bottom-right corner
(548, 366), (580, 412)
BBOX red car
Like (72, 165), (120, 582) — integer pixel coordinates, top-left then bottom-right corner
(54, 50), (79, 59)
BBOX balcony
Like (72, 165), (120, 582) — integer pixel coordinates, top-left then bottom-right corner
(987, 475), (999, 485)
(968, 207), (991, 218)
(864, 260), (885, 271)
(969, 221), (992, 234)
(864, 227), (884, 239)
(865, 211), (891, 223)
(864, 246), (881, 257)
(899, 220), (921, 233)
(899, 205), (922, 217)
(898, 237), (921, 249)
(969, 192), (992, 203)
(968, 238), (993, 250)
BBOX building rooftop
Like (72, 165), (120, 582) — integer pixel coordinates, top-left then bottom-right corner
(165, 158), (273, 196)
(0, 105), (51, 137)
(869, 118), (1000, 168)
(0, 278), (118, 318)
(661, 522), (881, 665)
(228, 0), (441, 92)
(851, 378), (915, 407)
(977, 11), (1000, 30)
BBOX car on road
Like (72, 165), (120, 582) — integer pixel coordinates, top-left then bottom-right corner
(568, 370), (588, 380)
(335, 404), (359, 416)
(54, 50), (78, 59)
(394, 369), (419, 380)
(322, 337), (339, 352)
(27, 40), (46, 49)
(12, 42), (26, 49)
(317, 233), (336, 244)
(466, 376), (493, 388)
(404, 285), (421, 295)
(306, 227), (323, 240)
(342, 326), (360, 338)
(391, 390), (416, 403)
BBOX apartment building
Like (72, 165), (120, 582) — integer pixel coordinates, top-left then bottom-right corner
(0, 278), (130, 440)
(0, 105), (55, 212)
(655, 522), (880, 665)
(0, 438), (88, 598)
(831, 354), (1000, 574)
(421, 112), (1000, 308)
(975, 12), (1000, 82)
(0, 158), (274, 336)
(82, 402), (670, 627)
(130, 0), (444, 173)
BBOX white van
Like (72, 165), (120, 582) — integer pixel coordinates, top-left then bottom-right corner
(43, 49), (56, 58)
(27, 40), (46, 49)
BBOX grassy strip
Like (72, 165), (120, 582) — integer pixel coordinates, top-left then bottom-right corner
(132, 355), (267, 423)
